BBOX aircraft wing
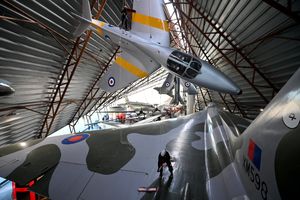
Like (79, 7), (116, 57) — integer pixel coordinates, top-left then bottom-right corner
(154, 73), (174, 96)
(99, 48), (159, 93)
(0, 107), (252, 200)
(180, 79), (198, 95)
(135, 114), (163, 125)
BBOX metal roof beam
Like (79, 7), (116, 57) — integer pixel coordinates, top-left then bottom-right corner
(174, 0), (277, 104)
(38, 35), (90, 138)
(171, 2), (245, 117)
(183, 24), (246, 117)
(68, 47), (119, 133)
(3, 0), (72, 44)
(262, 0), (300, 23)
(98, 68), (167, 110)
(167, 1), (241, 115)
(38, 0), (108, 138)
(175, 0), (280, 96)
(165, 2), (209, 107)
(218, 93), (232, 113)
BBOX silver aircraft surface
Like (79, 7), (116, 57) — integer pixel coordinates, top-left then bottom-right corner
(73, 0), (242, 95)
(0, 79), (14, 96)
(121, 96), (156, 112)
(154, 73), (198, 97)
(107, 97), (155, 113)
(0, 67), (299, 199)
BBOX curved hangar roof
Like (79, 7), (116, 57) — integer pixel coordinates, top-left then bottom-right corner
(0, 0), (299, 145)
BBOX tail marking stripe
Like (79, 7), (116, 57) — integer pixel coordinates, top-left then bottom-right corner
(132, 12), (169, 32)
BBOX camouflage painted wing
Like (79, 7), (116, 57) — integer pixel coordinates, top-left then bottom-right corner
(0, 115), (193, 199)
(0, 108), (252, 200)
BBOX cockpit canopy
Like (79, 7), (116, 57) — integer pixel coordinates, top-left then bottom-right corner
(167, 50), (202, 79)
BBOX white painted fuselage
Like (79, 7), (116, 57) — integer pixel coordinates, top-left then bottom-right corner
(92, 20), (242, 95)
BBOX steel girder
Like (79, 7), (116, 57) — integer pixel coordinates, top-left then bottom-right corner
(68, 46), (119, 133)
(166, 1), (248, 117)
(184, 22), (246, 117)
(173, 0), (279, 105)
(262, 0), (300, 23)
(164, 3), (214, 110)
(38, 0), (107, 138)
(93, 68), (167, 113)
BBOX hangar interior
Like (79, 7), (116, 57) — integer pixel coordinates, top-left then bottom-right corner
(0, 0), (299, 143)
(0, 0), (299, 199)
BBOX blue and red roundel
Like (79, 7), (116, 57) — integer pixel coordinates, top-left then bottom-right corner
(62, 133), (89, 145)
(108, 77), (115, 87)
(248, 139), (262, 170)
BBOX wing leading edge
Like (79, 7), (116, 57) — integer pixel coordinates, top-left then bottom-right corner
(99, 48), (159, 93)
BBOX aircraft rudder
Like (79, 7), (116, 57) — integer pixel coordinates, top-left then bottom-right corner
(72, 0), (92, 38)
(131, 0), (170, 46)
(235, 68), (300, 200)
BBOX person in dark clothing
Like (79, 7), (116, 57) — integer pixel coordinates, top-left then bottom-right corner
(120, 6), (128, 30)
(157, 149), (173, 177)
(120, 6), (136, 30)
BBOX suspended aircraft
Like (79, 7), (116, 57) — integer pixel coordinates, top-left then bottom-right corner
(0, 1), (298, 199)
(73, 0), (242, 95)
(122, 96), (156, 112)
(0, 79), (15, 96)
(0, 67), (299, 199)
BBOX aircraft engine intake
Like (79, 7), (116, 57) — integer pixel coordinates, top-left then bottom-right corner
(167, 50), (202, 79)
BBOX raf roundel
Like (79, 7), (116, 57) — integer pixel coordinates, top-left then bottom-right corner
(62, 133), (90, 145)
(165, 82), (170, 87)
(185, 82), (190, 87)
(108, 77), (115, 87)
(104, 35), (111, 40)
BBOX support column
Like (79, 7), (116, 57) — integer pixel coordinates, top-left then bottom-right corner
(187, 94), (195, 114)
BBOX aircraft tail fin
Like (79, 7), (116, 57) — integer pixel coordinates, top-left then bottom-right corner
(234, 68), (300, 200)
(131, 0), (170, 46)
(72, 0), (92, 37)
(167, 89), (174, 98)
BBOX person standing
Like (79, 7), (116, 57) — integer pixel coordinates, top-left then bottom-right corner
(120, 5), (136, 30)
(157, 149), (173, 177)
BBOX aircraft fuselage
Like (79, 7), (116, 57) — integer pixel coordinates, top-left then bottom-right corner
(91, 20), (242, 95)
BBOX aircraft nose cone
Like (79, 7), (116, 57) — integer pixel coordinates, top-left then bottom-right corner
(220, 78), (242, 95)
(193, 61), (242, 95)
(216, 74), (242, 95)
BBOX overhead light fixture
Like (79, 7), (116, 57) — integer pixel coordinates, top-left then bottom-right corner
(20, 142), (27, 147)
(260, 108), (264, 112)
